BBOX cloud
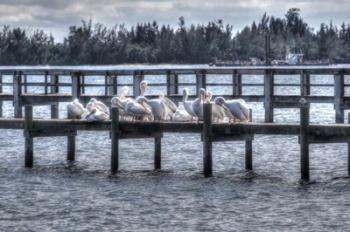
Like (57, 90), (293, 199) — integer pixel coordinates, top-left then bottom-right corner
(0, 0), (349, 41)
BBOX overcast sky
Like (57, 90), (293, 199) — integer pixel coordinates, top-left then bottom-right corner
(1, 0), (350, 41)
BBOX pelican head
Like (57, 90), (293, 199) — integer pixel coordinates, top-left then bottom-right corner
(199, 88), (206, 102)
(140, 80), (148, 96)
(205, 91), (213, 103)
(120, 86), (129, 97)
(214, 97), (226, 106)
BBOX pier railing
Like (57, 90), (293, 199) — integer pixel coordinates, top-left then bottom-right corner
(0, 65), (349, 122)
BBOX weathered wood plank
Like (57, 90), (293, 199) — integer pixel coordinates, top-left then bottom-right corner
(334, 71), (345, 123)
(111, 107), (119, 174)
(203, 104), (212, 177)
(24, 105), (33, 168)
(300, 99), (310, 181)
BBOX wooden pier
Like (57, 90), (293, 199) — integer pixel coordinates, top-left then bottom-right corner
(0, 101), (348, 181)
(0, 65), (350, 181)
(0, 65), (349, 122)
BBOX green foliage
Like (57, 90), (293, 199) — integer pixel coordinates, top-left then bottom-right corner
(0, 9), (350, 64)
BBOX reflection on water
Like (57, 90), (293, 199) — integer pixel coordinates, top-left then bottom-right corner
(0, 72), (350, 231)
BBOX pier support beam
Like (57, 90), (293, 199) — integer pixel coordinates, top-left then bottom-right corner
(67, 112), (76, 161)
(300, 98), (310, 181)
(111, 107), (120, 174)
(154, 135), (162, 170)
(133, 71), (144, 98)
(196, 70), (207, 96)
(167, 71), (178, 96)
(348, 113), (350, 176)
(334, 71), (345, 123)
(203, 103), (212, 177)
(50, 74), (59, 119)
(13, 71), (22, 118)
(24, 105), (33, 168)
(245, 109), (253, 171)
(264, 70), (274, 123)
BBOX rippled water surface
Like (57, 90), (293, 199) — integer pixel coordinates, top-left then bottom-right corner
(1, 70), (350, 231)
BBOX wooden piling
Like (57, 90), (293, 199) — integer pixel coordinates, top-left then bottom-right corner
(67, 111), (76, 161)
(0, 73), (2, 117)
(245, 109), (253, 170)
(264, 70), (274, 122)
(13, 71), (22, 118)
(50, 74), (59, 118)
(154, 136), (162, 170)
(133, 71), (144, 98)
(334, 71), (345, 123)
(24, 105), (33, 168)
(203, 103), (213, 177)
(111, 107), (119, 174)
(300, 98), (310, 181)
(196, 70), (206, 96)
(167, 71), (178, 95)
(348, 112), (350, 176)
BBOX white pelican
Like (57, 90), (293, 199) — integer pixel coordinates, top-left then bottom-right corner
(85, 108), (109, 122)
(137, 96), (166, 121)
(139, 80), (177, 120)
(182, 88), (197, 122)
(111, 86), (133, 120)
(172, 109), (192, 121)
(67, 99), (86, 119)
(214, 97), (250, 122)
(192, 88), (206, 121)
(87, 98), (110, 115)
(124, 98), (153, 121)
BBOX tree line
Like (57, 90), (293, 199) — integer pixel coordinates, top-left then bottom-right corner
(1, 8), (350, 65)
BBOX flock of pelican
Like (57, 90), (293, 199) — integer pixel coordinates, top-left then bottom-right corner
(67, 80), (250, 123)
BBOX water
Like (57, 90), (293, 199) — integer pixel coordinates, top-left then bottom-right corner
(1, 71), (350, 231)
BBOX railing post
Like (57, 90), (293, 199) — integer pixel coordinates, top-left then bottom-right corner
(107, 73), (118, 96)
(50, 74), (59, 118)
(13, 71), (23, 118)
(232, 70), (242, 96)
(300, 98), (310, 181)
(133, 71), (144, 98)
(167, 71), (178, 96)
(334, 70), (345, 123)
(300, 70), (310, 96)
(203, 103), (212, 177)
(24, 105), (33, 168)
(196, 70), (207, 96)
(245, 109), (253, 170)
(111, 107), (120, 174)
(71, 72), (81, 100)
(264, 69), (274, 122)
(154, 135), (162, 170)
